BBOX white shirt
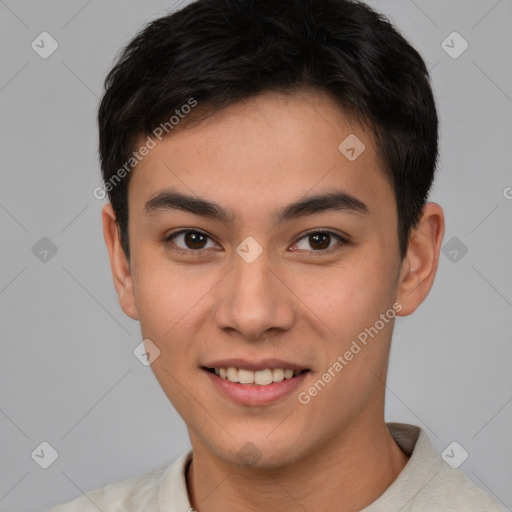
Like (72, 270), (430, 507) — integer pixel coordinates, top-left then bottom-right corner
(47, 422), (507, 511)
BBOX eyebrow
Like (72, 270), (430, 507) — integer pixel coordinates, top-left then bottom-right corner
(144, 188), (369, 224)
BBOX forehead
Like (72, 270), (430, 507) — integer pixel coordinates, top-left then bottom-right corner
(128, 89), (394, 224)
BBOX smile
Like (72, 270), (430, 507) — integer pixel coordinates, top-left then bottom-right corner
(206, 367), (308, 386)
(202, 366), (311, 405)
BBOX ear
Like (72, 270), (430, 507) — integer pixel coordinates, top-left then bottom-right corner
(102, 203), (139, 320)
(395, 202), (445, 316)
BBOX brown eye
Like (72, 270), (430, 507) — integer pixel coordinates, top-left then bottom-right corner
(183, 232), (207, 249)
(309, 232), (331, 250)
(292, 231), (345, 252)
(166, 230), (218, 252)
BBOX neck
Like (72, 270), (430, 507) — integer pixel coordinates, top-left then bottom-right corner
(186, 420), (410, 512)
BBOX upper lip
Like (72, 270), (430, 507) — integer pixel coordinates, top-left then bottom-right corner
(202, 358), (309, 372)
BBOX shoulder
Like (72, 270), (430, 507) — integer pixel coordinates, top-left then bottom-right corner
(46, 452), (190, 512)
(409, 463), (507, 511)
(47, 465), (166, 512)
(381, 423), (507, 512)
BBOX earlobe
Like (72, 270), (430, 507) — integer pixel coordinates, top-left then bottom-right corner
(395, 202), (445, 316)
(101, 203), (139, 321)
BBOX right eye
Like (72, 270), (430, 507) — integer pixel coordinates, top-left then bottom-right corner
(165, 229), (220, 254)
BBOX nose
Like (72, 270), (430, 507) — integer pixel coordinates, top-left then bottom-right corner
(213, 246), (295, 341)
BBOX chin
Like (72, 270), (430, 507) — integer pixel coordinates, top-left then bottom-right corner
(209, 430), (308, 470)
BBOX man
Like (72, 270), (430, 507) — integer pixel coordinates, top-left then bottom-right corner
(49, 0), (506, 510)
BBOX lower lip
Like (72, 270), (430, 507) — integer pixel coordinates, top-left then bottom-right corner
(203, 369), (310, 405)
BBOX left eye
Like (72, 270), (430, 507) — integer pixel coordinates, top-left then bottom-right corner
(291, 231), (345, 251)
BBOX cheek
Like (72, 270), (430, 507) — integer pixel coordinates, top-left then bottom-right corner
(134, 259), (200, 331)
(132, 264), (204, 412)
(289, 257), (393, 334)
(132, 261), (222, 371)
(132, 271), (185, 374)
(287, 251), (397, 398)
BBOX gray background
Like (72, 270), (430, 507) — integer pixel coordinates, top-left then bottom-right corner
(0, 0), (511, 510)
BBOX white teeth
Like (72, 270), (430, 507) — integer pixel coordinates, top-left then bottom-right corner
(212, 367), (305, 385)
(254, 369), (273, 385)
(238, 368), (254, 384)
(272, 368), (284, 382)
(226, 367), (238, 382)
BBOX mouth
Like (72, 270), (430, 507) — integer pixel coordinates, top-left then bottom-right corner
(202, 366), (310, 386)
(201, 364), (311, 405)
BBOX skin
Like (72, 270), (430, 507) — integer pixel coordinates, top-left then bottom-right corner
(102, 88), (444, 512)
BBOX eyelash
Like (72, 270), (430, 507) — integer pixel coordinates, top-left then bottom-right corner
(164, 228), (348, 256)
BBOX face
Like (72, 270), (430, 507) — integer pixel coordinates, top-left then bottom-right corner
(106, 89), (424, 468)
